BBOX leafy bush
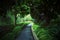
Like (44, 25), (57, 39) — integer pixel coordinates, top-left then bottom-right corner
(32, 18), (60, 40)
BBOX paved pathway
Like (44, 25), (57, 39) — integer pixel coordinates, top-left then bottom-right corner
(16, 24), (34, 40)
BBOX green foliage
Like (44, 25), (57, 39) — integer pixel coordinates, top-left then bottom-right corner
(20, 4), (30, 17)
(0, 24), (25, 40)
(0, 12), (33, 40)
(0, 3), (32, 40)
(16, 14), (33, 24)
(29, 0), (60, 40)
(32, 17), (60, 40)
(29, 0), (60, 24)
(0, 0), (60, 40)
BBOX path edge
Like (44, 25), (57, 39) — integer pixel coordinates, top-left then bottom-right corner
(31, 27), (39, 40)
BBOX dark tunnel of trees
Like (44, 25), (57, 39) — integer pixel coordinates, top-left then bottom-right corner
(0, 0), (60, 40)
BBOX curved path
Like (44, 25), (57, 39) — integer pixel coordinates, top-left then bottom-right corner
(16, 24), (34, 40)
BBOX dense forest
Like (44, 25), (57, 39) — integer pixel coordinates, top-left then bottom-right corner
(0, 0), (60, 40)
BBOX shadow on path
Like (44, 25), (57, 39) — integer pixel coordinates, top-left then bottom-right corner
(16, 24), (34, 40)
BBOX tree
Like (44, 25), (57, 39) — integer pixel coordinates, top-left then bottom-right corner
(27, 0), (60, 26)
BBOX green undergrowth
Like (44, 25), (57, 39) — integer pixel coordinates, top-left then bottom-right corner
(0, 19), (33, 40)
(0, 23), (28, 40)
(32, 18), (60, 40)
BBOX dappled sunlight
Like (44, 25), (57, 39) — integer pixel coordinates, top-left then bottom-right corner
(16, 13), (34, 24)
